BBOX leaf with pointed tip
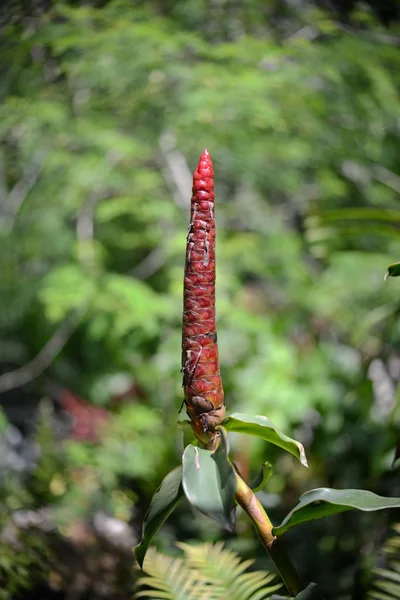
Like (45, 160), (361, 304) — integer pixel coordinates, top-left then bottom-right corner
(273, 488), (400, 537)
(182, 426), (236, 531)
(135, 466), (184, 567)
(385, 262), (400, 280)
(295, 583), (324, 599)
(248, 461), (273, 492)
(392, 434), (400, 468)
(222, 413), (308, 467)
(271, 583), (324, 599)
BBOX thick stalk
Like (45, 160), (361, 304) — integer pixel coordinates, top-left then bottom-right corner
(235, 473), (302, 596)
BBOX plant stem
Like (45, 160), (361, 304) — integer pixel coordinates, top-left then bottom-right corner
(235, 473), (302, 596)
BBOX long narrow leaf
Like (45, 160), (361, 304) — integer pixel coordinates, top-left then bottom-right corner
(273, 489), (400, 536)
(135, 466), (184, 567)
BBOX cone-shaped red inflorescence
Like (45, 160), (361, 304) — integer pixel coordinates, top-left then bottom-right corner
(182, 149), (225, 444)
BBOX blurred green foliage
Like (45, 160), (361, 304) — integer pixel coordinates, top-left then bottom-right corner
(1, 1), (400, 598)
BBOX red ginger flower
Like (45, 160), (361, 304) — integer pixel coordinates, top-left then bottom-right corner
(181, 150), (225, 444)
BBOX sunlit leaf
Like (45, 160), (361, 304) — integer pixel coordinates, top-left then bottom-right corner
(273, 489), (400, 536)
(222, 413), (308, 467)
(182, 427), (236, 530)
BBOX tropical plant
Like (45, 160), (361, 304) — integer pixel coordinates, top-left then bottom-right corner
(1, 1), (400, 597)
(135, 151), (400, 598)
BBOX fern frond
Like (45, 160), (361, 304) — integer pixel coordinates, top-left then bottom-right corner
(135, 542), (281, 600)
(135, 548), (203, 600)
(178, 541), (282, 600)
(179, 541), (251, 583)
(374, 569), (400, 584)
(370, 582), (400, 599)
(368, 523), (400, 600)
(371, 593), (400, 600)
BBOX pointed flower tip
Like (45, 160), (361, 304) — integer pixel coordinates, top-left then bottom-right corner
(195, 149), (213, 174)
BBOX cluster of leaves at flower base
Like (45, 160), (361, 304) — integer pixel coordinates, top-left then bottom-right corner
(135, 414), (400, 595)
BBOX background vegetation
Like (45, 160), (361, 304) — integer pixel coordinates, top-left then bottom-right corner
(1, 1), (400, 598)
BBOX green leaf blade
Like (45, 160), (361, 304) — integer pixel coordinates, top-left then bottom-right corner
(135, 466), (184, 568)
(273, 488), (400, 537)
(182, 428), (236, 531)
(295, 583), (325, 599)
(222, 413), (308, 467)
(385, 262), (400, 280)
(248, 461), (273, 492)
(270, 582), (324, 599)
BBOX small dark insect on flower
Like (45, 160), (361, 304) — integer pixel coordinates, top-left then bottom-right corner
(181, 150), (225, 444)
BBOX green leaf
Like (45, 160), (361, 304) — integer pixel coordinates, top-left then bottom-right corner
(392, 435), (400, 468)
(222, 413), (308, 467)
(295, 583), (324, 599)
(182, 427), (236, 531)
(270, 583), (324, 599)
(135, 466), (184, 568)
(385, 262), (400, 280)
(273, 488), (400, 537)
(248, 462), (273, 492)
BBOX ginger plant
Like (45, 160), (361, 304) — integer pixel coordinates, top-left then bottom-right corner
(135, 150), (400, 599)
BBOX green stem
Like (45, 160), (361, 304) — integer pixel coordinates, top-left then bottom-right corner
(235, 473), (301, 597)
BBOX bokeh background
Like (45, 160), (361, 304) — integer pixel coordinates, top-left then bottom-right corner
(1, 1), (400, 598)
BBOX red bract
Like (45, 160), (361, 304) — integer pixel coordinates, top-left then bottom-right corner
(182, 149), (225, 444)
